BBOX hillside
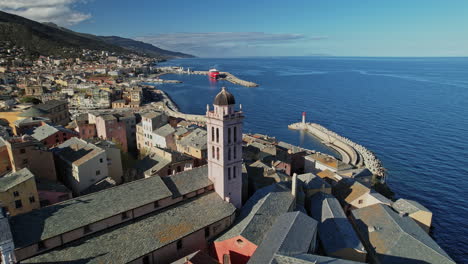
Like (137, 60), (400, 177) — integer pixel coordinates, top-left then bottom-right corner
(0, 11), (193, 59)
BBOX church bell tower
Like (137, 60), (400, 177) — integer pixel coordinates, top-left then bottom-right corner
(206, 87), (243, 208)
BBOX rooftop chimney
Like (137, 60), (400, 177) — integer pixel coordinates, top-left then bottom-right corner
(292, 173), (297, 197)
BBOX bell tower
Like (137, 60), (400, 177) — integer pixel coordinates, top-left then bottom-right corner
(206, 87), (243, 208)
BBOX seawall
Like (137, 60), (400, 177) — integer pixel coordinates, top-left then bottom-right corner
(289, 122), (386, 181)
(155, 68), (259, 87)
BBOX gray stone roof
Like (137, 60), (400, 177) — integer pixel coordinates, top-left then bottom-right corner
(54, 138), (104, 166)
(161, 166), (211, 198)
(352, 203), (455, 264)
(248, 212), (318, 264)
(392, 198), (430, 215)
(10, 175), (173, 248)
(35, 100), (67, 111)
(35, 179), (70, 193)
(141, 111), (163, 119)
(309, 192), (366, 255)
(13, 117), (50, 126)
(179, 128), (207, 149)
(216, 182), (295, 245)
(29, 124), (75, 141)
(22, 193), (236, 264)
(18, 107), (49, 117)
(298, 173), (331, 190)
(0, 168), (35, 192)
(153, 123), (175, 137)
(273, 254), (364, 264)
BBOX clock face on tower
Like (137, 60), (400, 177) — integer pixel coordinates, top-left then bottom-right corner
(206, 87), (244, 209)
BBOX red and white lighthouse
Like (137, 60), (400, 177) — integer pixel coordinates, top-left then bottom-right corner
(302, 112), (306, 124)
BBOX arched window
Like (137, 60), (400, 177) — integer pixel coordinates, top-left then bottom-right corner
(234, 146), (237, 159)
(211, 127), (215, 142)
(217, 147), (220, 160)
(233, 166), (237, 178)
(228, 167), (231, 180)
(228, 128), (231, 144)
(228, 148), (231, 160)
(216, 128), (219, 143)
(234, 127), (237, 142)
(212, 146), (215, 158)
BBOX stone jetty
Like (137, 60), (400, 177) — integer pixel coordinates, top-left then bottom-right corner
(289, 122), (386, 182)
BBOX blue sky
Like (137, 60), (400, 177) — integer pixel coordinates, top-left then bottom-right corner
(1, 0), (468, 57)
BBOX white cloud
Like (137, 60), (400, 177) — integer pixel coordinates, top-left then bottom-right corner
(0, 0), (91, 26)
(136, 32), (327, 57)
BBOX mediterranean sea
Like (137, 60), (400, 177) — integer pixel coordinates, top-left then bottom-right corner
(157, 57), (468, 263)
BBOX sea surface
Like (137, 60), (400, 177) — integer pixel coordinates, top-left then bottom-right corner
(157, 57), (468, 263)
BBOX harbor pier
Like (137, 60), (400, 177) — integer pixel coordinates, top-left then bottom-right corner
(155, 68), (259, 87)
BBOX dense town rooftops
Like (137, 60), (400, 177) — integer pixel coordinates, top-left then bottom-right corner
(0, 168), (34, 192)
(22, 192), (236, 264)
(34, 100), (67, 111)
(179, 128), (207, 149)
(153, 123), (175, 137)
(54, 137), (104, 166)
(309, 192), (366, 255)
(298, 173), (331, 190)
(351, 204), (455, 264)
(18, 107), (49, 117)
(216, 182), (294, 245)
(248, 211), (318, 264)
(13, 116), (50, 126)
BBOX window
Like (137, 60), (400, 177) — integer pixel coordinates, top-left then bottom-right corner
(205, 227), (210, 238)
(176, 239), (183, 250)
(233, 166), (237, 179)
(20, 148), (26, 154)
(37, 241), (47, 251)
(13, 191), (19, 197)
(15, 200), (22, 209)
(212, 146), (215, 158)
(167, 169), (172, 175)
(228, 128), (231, 143)
(358, 199), (363, 204)
(96, 170), (101, 176)
(143, 256), (150, 264)
(216, 128), (219, 143)
(154, 201), (159, 208)
(217, 147), (220, 160)
(177, 166), (181, 172)
(29, 196), (36, 203)
(22, 159), (28, 165)
(234, 146), (237, 159)
(223, 254), (230, 264)
(234, 127), (237, 142)
(83, 225), (92, 234)
(121, 212), (129, 220)
(212, 127), (215, 141)
(100, 158), (103, 163)
(228, 148), (231, 161)
(228, 167), (231, 180)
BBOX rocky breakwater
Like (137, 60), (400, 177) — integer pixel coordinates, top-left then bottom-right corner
(289, 122), (386, 182)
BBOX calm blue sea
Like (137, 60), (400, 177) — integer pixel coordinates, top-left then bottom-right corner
(157, 57), (468, 263)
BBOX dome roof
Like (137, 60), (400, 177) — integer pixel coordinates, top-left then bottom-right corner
(213, 87), (235, 106)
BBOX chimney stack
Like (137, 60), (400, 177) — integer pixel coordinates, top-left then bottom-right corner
(292, 173), (297, 197)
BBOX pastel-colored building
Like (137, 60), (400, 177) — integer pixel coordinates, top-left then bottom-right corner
(12, 117), (50, 136)
(0, 168), (40, 216)
(54, 138), (108, 195)
(333, 180), (392, 211)
(0, 138), (11, 176)
(206, 87), (244, 208)
(28, 124), (78, 148)
(136, 112), (168, 153)
(176, 128), (208, 163)
(4, 136), (57, 181)
(95, 114), (128, 152)
(18, 100), (69, 126)
(152, 123), (176, 149)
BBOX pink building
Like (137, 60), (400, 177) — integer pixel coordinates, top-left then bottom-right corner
(29, 124), (78, 148)
(206, 87), (244, 209)
(95, 114), (128, 152)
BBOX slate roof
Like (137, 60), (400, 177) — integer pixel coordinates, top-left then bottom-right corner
(35, 100), (67, 111)
(179, 128), (207, 149)
(0, 168), (34, 192)
(35, 179), (70, 193)
(333, 179), (370, 204)
(392, 198), (430, 215)
(273, 254), (364, 264)
(298, 173), (331, 190)
(153, 123), (175, 137)
(351, 204), (455, 264)
(18, 107), (49, 117)
(22, 192), (236, 264)
(161, 165), (212, 198)
(216, 182), (295, 245)
(29, 124), (75, 141)
(141, 111), (162, 119)
(13, 117), (50, 126)
(309, 192), (366, 255)
(10, 175), (173, 248)
(54, 138), (104, 166)
(248, 212), (318, 264)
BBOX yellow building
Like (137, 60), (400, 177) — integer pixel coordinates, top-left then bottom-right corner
(0, 168), (40, 216)
(0, 138), (11, 176)
(54, 79), (68, 87)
